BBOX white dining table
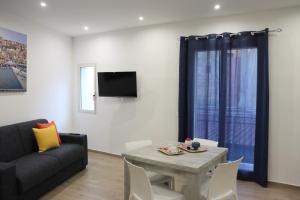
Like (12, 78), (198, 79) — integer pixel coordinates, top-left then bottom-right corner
(122, 144), (228, 200)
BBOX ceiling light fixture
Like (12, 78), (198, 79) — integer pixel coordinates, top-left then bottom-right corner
(214, 4), (221, 10)
(40, 2), (47, 7)
(139, 16), (144, 21)
(84, 26), (89, 31)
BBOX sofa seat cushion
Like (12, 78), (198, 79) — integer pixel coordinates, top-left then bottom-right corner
(43, 144), (84, 169)
(12, 153), (61, 193)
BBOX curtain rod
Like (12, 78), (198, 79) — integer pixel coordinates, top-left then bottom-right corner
(181, 28), (282, 40)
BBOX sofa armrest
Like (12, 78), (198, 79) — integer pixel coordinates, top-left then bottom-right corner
(59, 133), (88, 166)
(0, 162), (17, 200)
(59, 133), (87, 147)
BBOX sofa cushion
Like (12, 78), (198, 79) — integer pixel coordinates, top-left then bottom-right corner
(17, 119), (48, 154)
(0, 125), (24, 162)
(12, 153), (61, 193)
(43, 144), (84, 169)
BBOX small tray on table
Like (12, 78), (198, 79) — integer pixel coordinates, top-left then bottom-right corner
(177, 144), (208, 153)
(158, 147), (184, 156)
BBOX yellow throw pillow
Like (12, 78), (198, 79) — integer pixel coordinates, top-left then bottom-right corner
(33, 125), (60, 152)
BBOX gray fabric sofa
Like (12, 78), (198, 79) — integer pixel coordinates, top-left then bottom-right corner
(0, 119), (88, 200)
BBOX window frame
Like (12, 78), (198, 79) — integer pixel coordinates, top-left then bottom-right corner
(78, 63), (97, 114)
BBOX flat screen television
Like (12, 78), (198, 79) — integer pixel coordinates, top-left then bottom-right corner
(98, 72), (137, 97)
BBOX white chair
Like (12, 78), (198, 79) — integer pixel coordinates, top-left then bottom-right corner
(124, 159), (185, 200)
(125, 140), (175, 189)
(193, 138), (218, 176)
(193, 138), (218, 147)
(206, 157), (243, 200)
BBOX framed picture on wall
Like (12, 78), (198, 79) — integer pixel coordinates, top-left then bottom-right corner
(0, 27), (27, 92)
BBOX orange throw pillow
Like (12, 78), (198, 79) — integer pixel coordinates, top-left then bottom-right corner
(37, 121), (62, 144)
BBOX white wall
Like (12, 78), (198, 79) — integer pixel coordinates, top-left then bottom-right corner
(0, 12), (73, 131)
(73, 6), (300, 186)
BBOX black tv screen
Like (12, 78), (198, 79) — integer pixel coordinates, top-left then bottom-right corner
(98, 72), (137, 97)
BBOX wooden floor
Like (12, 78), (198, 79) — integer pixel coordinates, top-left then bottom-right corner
(41, 151), (300, 200)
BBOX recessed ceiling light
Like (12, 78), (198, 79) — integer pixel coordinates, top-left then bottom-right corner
(40, 2), (47, 7)
(214, 4), (221, 10)
(84, 26), (89, 31)
(139, 16), (144, 21)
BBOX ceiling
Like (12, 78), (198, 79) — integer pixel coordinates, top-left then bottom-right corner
(0, 0), (300, 36)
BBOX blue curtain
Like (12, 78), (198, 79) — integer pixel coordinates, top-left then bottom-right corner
(178, 29), (269, 187)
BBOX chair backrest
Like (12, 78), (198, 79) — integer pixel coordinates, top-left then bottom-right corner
(193, 138), (218, 147)
(124, 159), (153, 200)
(125, 140), (153, 152)
(207, 157), (243, 200)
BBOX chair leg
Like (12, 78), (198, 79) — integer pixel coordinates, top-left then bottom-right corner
(168, 177), (175, 190)
(130, 194), (142, 200)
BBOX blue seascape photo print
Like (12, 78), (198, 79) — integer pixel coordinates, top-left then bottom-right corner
(0, 27), (27, 91)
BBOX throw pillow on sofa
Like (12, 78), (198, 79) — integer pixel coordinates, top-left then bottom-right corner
(37, 121), (62, 144)
(33, 125), (60, 152)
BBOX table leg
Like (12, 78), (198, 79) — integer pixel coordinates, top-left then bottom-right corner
(183, 173), (202, 200)
(124, 160), (130, 200)
(221, 154), (227, 163)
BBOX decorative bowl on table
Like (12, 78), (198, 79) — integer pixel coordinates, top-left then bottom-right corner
(191, 141), (201, 150)
(184, 137), (193, 146)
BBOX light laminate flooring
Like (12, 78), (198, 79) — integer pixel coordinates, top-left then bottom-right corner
(41, 151), (300, 200)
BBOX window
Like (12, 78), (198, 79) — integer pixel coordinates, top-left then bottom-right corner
(193, 48), (257, 172)
(225, 48), (257, 172)
(193, 50), (220, 142)
(79, 64), (96, 113)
